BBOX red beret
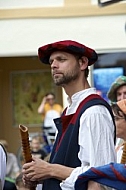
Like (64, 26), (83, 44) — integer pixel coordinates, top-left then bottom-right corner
(38, 40), (98, 66)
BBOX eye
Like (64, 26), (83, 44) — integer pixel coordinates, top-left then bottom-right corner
(49, 57), (67, 64)
(49, 59), (53, 65)
(57, 57), (67, 62)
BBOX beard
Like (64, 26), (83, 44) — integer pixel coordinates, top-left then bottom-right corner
(52, 64), (80, 86)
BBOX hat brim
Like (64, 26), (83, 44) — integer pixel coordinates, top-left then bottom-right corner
(107, 84), (120, 102)
(38, 40), (98, 66)
(107, 76), (126, 102)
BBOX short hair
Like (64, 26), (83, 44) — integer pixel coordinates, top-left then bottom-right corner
(15, 173), (24, 187)
(74, 54), (89, 78)
(45, 92), (55, 98)
(85, 67), (89, 78)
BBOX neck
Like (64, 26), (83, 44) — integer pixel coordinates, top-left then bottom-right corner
(62, 79), (90, 98)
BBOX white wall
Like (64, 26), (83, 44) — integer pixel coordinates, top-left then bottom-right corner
(0, 0), (64, 8)
(0, 15), (125, 57)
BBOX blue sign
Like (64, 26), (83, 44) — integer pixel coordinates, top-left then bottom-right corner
(93, 67), (124, 102)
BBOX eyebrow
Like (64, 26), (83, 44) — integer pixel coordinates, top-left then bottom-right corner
(49, 55), (67, 63)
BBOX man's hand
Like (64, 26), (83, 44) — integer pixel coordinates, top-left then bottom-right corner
(22, 157), (52, 182)
(22, 157), (74, 183)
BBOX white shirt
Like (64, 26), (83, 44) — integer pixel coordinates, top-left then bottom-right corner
(60, 88), (116, 190)
(44, 110), (60, 133)
(0, 145), (6, 189)
(117, 146), (123, 163)
(116, 138), (124, 163)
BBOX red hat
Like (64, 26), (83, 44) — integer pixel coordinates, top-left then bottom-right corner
(38, 40), (98, 66)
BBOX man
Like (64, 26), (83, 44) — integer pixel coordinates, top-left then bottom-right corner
(0, 144), (7, 190)
(22, 40), (116, 190)
(107, 75), (126, 103)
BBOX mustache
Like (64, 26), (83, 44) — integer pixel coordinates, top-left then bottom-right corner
(52, 70), (62, 76)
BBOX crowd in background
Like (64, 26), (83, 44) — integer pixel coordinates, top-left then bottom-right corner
(0, 92), (63, 190)
(0, 74), (126, 190)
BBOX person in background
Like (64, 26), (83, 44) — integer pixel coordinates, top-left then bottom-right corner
(30, 136), (48, 160)
(74, 162), (126, 190)
(0, 139), (20, 190)
(75, 99), (126, 190)
(23, 40), (116, 190)
(111, 99), (126, 162)
(38, 92), (63, 136)
(107, 75), (126, 150)
(16, 172), (43, 190)
(107, 75), (126, 103)
(0, 144), (7, 190)
(15, 173), (30, 190)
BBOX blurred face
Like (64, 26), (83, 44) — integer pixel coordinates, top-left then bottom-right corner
(31, 139), (41, 151)
(49, 51), (80, 86)
(46, 94), (55, 105)
(114, 111), (126, 140)
(116, 85), (126, 101)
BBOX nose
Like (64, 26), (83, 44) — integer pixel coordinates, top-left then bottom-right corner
(123, 93), (126, 99)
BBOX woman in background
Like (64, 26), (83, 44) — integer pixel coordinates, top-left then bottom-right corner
(75, 99), (126, 190)
(111, 99), (126, 162)
(38, 92), (63, 136)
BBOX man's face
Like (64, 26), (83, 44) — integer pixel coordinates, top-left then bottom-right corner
(116, 85), (126, 101)
(49, 51), (80, 86)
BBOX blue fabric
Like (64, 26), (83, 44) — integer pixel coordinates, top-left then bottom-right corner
(75, 163), (126, 190)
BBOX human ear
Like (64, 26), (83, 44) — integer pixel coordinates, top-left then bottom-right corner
(79, 56), (88, 70)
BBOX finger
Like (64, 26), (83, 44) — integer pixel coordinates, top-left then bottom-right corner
(23, 162), (32, 169)
(23, 167), (35, 175)
(24, 172), (35, 181)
